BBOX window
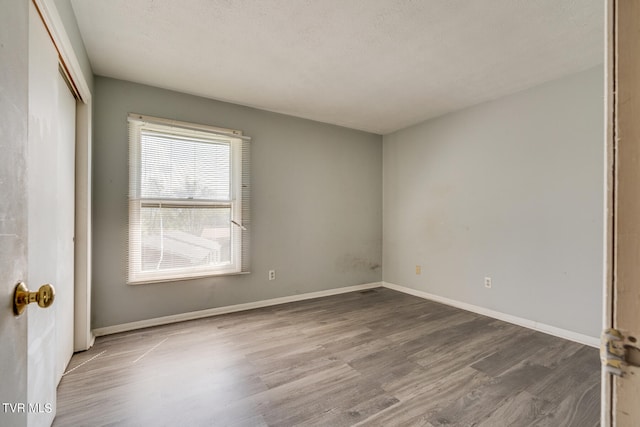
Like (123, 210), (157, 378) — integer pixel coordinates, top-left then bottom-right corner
(128, 114), (250, 284)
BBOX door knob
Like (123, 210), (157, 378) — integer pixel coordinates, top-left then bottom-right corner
(13, 282), (55, 316)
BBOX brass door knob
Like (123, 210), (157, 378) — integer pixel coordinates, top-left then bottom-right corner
(13, 282), (55, 316)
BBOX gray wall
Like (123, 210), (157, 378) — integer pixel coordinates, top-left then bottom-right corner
(383, 66), (604, 338)
(92, 77), (382, 328)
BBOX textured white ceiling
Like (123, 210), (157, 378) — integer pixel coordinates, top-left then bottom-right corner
(70, 0), (604, 134)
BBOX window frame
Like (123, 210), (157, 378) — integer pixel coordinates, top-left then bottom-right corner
(127, 113), (250, 284)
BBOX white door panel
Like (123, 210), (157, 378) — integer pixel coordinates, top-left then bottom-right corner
(0, 1), (30, 426)
(27, 2), (75, 426)
(28, 5), (59, 426)
(0, 2), (76, 426)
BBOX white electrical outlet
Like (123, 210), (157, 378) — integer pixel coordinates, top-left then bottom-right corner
(484, 277), (492, 288)
(268, 270), (276, 281)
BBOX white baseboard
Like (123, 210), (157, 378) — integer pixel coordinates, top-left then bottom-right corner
(92, 282), (383, 337)
(93, 280), (599, 348)
(382, 282), (599, 348)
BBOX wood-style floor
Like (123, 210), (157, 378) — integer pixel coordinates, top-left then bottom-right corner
(54, 288), (600, 426)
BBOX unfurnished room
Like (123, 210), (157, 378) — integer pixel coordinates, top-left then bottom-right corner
(2, 0), (640, 426)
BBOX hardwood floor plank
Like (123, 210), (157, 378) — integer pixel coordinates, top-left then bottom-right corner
(530, 374), (600, 427)
(382, 365), (493, 422)
(253, 364), (392, 426)
(476, 390), (556, 427)
(428, 362), (552, 426)
(394, 315), (497, 360)
(471, 331), (552, 377)
(258, 355), (343, 389)
(409, 321), (527, 373)
(523, 335), (584, 369)
(526, 346), (601, 403)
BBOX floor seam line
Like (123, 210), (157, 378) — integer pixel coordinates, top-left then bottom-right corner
(62, 350), (107, 376)
(132, 337), (169, 364)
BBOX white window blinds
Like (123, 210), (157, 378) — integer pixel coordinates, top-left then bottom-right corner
(128, 114), (250, 284)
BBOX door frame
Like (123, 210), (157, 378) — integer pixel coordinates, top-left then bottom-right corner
(603, 0), (640, 425)
(602, 0), (614, 424)
(32, 0), (93, 352)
